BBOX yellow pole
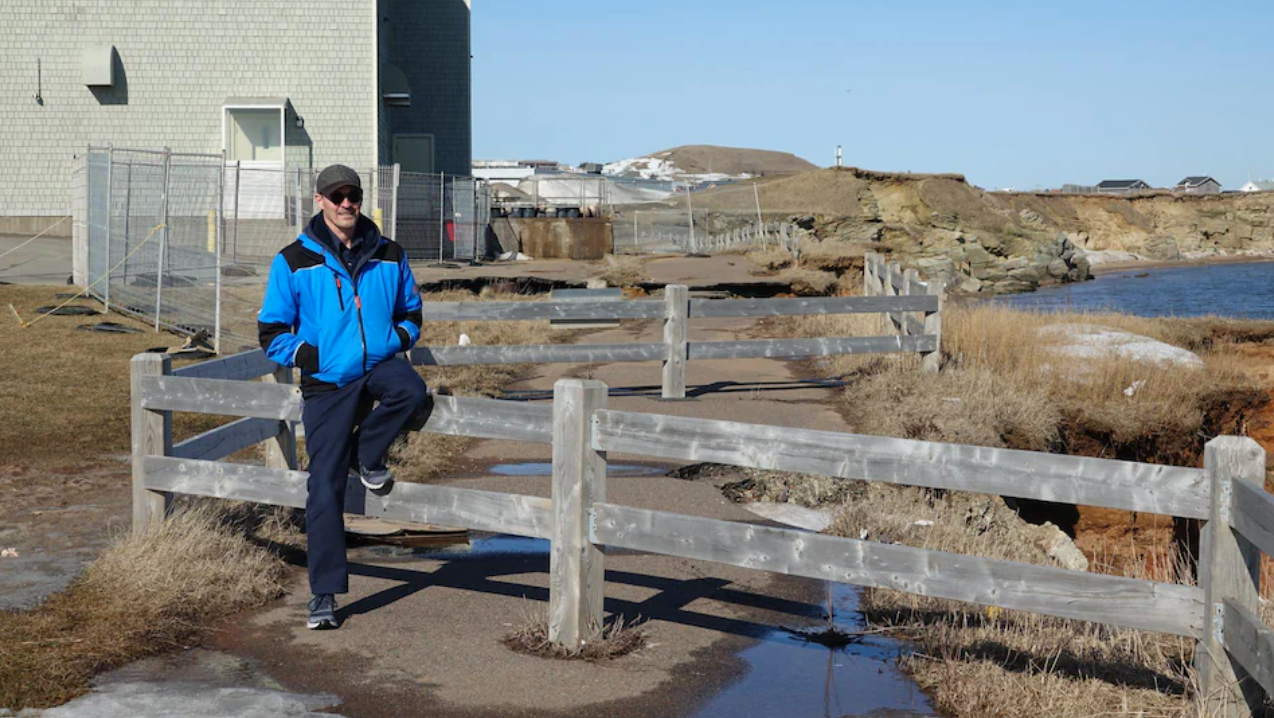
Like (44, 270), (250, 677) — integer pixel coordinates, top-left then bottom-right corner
(372, 207), (384, 230)
(206, 209), (215, 253)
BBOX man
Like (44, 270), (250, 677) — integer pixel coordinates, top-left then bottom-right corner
(258, 164), (429, 630)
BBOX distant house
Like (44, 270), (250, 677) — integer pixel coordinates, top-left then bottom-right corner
(1240, 180), (1274, 193)
(1175, 176), (1221, 194)
(1096, 179), (1152, 194)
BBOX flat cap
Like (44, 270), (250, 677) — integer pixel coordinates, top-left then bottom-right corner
(316, 164), (361, 197)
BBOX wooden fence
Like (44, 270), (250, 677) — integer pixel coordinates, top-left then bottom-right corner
(133, 342), (1274, 714)
(167, 285), (942, 400)
(862, 251), (943, 373)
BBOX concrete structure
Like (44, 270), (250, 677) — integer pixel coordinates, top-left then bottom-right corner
(1096, 179), (1152, 194)
(1, 0), (471, 234)
(1175, 176), (1221, 194)
(1240, 180), (1274, 193)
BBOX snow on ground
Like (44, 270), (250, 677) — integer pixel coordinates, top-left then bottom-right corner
(1039, 324), (1205, 368)
(603, 154), (751, 184)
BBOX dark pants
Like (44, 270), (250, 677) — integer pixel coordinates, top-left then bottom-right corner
(301, 357), (429, 595)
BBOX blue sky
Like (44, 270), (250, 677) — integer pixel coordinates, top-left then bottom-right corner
(472, 1), (1272, 190)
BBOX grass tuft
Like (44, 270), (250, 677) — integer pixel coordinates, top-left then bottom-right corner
(501, 615), (647, 662)
(0, 502), (287, 709)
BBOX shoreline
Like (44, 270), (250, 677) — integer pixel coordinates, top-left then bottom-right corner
(1087, 252), (1274, 276)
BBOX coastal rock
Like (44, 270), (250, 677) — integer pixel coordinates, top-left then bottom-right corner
(1007, 266), (1041, 283)
(992, 279), (1036, 294)
(1047, 259), (1070, 278)
(1026, 522), (1089, 572)
(1003, 257), (1030, 271)
(1039, 324), (1205, 369)
(958, 275), (984, 293)
(1142, 235), (1182, 261)
(965, 244), (994, 266)
(973, 265), (1009, 282)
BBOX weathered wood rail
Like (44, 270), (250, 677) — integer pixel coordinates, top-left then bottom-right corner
(171, 284), (943, 399)
(133, 360), (1274, 715)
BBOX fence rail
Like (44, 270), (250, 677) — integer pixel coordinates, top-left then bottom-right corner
(173, 284), (942, 400)
(130, 344), (1274, 714)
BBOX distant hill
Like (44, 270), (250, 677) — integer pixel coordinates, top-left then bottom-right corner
(604, 145), (818, 181)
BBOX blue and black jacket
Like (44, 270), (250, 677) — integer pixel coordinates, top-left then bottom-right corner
(258, 213), (423, 395)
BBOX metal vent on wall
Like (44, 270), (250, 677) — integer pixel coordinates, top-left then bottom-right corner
(83, 45), (116, 87)
(381, 63), (411, 107)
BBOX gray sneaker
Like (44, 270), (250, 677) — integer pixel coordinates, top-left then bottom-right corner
(355, 463), (393, 491)
(307, 594), (338, 630)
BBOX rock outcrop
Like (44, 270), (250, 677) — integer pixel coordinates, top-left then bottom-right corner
(693, 167), (1274, 293)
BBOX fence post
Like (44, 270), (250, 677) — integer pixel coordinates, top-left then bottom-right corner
(153, 148), (171, 332)
(921, 280), (943, 374)
(884, 261), (901, 334)
(1197, 436), (1266, 716)
(391, 163), (401, 240)
(131, 353), (172, 534)
(214, 149), (225, 355)
(549, 378), (608, 649)
(262, 366), (298, 470)
(903, 269), (920, 337)
(103, 144), (113, 314)
(662, 284), (689, 399)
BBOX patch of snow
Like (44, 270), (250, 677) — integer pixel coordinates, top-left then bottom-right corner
(23, 681), (343, 718)
(1078, 249), (1141, 265)
(743, 502), (836, 532)
(603, 154), (753, 184)
(1039, 324), (1204, 369)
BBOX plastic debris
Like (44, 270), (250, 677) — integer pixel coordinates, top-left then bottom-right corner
(1123, 379), (1146, 397)
(0, 548), (19, 558)
(458, 333), (472, 346)
(912, 520), (935, 527)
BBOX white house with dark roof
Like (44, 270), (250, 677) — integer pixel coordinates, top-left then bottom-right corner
(1096, 179), (1152, 194)
(1175, 176), (1221, 194)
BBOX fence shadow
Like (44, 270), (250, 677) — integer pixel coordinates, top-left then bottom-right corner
(336, 544), (825, 642)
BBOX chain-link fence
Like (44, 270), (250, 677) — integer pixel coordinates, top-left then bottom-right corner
(76, 146), (490, 354)
(611, 180), (786, 254)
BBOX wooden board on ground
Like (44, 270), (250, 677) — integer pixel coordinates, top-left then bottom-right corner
(344, 514), (469, 547)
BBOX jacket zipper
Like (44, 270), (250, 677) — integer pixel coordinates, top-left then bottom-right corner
(354, 289), (368, 373)
(333, 276), (346, 310)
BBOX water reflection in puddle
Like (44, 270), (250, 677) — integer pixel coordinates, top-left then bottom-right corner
(688, 583), (934, 718)
(486, 462), (665, 477)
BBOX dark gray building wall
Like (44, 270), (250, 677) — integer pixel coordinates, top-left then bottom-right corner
(381, 0), (472, 176)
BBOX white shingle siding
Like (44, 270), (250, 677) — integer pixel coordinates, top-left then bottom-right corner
(2, 0), (471, 217)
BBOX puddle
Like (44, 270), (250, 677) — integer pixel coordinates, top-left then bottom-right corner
(0, 546), (104, 611)
(6, 649), (344, 718)
(688, 582), (935, 718)
(353, 534), (546, 561)
(486, 462), (666, 478)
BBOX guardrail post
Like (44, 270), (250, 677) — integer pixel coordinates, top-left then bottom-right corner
(863, 252), (877, 297)
(131, 353), (172, 534)
(902, 269), (919, 337)
(1198, 436), (1265, 716)
(262, 365), (298, 470)
(662, 284), (688, 399)
(921, 280), (943, 374)
(884, 261), (902, 334)
(549, 378), (608, 649)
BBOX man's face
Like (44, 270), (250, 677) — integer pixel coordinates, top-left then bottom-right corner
(316, 184), (362, 232)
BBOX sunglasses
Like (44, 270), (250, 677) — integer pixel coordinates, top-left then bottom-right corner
(326, 188), (363, 205)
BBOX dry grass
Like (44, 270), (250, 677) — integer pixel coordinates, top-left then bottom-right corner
(0, 502), (287, 708)
(777, 267), (838, 296)
(769, 297), (1274, 715)
(745, 246), (794, 272)
(0, 285), (231, 466)
(827, 485), (1204, 718)
(797, 239), (867, 273)
(502, 615), (647, 661)
(590, 254), (647, 287)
